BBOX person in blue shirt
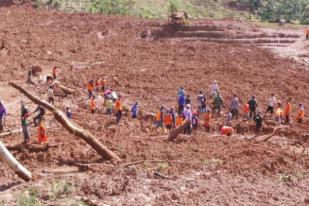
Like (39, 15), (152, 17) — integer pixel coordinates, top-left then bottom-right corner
(66, 107), (72, 119)
(131, 102), (139, 119)
(178, 95), (185, 116)
(0, 101), (7, 132)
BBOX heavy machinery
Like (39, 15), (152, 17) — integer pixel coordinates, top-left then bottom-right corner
(168, 11), (189, 26)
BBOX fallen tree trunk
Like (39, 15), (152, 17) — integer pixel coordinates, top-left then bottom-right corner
(168, 119), (191, 141)
(9, 82), (121, 162)
(0, 129), (22, 138)
(0, 140), (32, 181)
(54, 81), (75, 95)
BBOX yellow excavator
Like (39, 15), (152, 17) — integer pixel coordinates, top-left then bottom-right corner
(168, 11), (190, 26)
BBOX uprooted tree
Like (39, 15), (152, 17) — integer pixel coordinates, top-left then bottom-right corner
(0, 140), (32, 181)
(9, 82), (121, 162)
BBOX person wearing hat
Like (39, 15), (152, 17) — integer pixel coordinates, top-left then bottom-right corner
(0, 101), (6, 132)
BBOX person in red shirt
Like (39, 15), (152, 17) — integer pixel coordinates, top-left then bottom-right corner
(164, 110), (173, 131)
(115, 95), (123, 124)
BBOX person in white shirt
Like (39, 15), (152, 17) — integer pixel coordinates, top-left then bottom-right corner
(209, 80), (219, 97)
(267, 93), (276, 116)
(47, 86), (54, 105)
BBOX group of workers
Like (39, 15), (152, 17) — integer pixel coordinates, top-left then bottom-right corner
(154, 80), (305, 137)
(0, 66), (306, 145)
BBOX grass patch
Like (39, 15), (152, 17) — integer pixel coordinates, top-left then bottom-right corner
(156, 161), (169, 172)
(49, 180), (74, 200)
(202, 158), (224, 165)
(16, 187), (44, 206)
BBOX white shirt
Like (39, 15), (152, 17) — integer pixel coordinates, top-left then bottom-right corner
(268, 96), (276, 107)
(47, 88), (54, 98)
(210, 83), (219, 95)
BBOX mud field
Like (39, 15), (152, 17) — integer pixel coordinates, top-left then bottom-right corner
(0, 3), (308, 206)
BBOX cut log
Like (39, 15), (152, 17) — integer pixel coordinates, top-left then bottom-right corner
(0, 129), (22, 138)
(9, 82), (121, 162)
(53, 81), (75, 95)
(168, 119), (191, 141)
(0, 140), (32, 181)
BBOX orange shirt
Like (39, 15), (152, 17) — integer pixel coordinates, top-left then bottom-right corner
(155, 111), (162, 121)
(221, 126), (233, 136)
(298, 108), (305, 119)
(37, 123), (48, 143)
(164, 114), (173, 126)
(306, 28), (309, 35)
(176, 116), (184, 127)
(87, 83), (94, 91)
(204, 113), (212, 126)
(285, 103), (292, 115)
(115, 100), (122, 111)
(243, 104), (250, 113)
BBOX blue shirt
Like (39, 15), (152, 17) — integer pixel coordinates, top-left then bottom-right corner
(178, 95), (185, 106)
(0, 105), (6, 118)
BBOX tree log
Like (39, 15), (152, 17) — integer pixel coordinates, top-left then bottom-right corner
(9, 82), (121, 162)
(0, 140), (32, 181)
(168, 119), (191, 141)
(54, 81), (75, 95)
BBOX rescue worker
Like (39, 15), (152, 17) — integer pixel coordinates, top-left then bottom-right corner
(0, 101), (6, 132)
(21, 104), (31, 144)
(90, 96), (96, 114)
(243, 103), (250, 120)
(221, 126), (233, 136)
(115, 95), (123, 124)
(131, 102), (139, 119)
(284, 98), (292, 125)
(203, 110), (212, 132)
(197, 91), (206, 113)
(87, 80), (94, 99)
(209, 80), (219, 97)
(185, 95), (191, 105)
(275, 101), (284, 124)
(267, 93), (276, 117)
(254, 111), (263, 136)
(164, 110), (173, 131)
(297, 104), (305, 123)
(101, 78), (106, 92)
(230, 94), (240, 119)
(105, 97), (113, 116)
(183, 104), (192, 135)
(155, 107), (164, 129)
(178, 94), (185, 116)
(247, 96), (257, 119)
(66, 107), (72, 119)
(37, 119), (48, 144)
(27, 67), (33, 85)
(213, 92), (223, 116)
(47, 85), (54, 105)
(177, 87), (186, 97)
(176, 114), (184, 127)
(192, 112), (199, 130)
(95, 79), (101, 93)
(170, 107), (176, 127)
(33, 105), (46, 126)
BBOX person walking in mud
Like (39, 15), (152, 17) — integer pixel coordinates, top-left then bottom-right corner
(254, 111), (263, 136)
(284, 97), (292, 125)
(32, 105), (46, 126)
(21, 104), (31, 144)
(0, 101), (7, 132)
(47, 85), (54, 105)
(247, 96), (257, 120)
(209, 80), (219, 98)
(115, 95), (123, 124)
(213, 92), (223, 116)
(230, 94), (240, 119)
(27, 67), (33, 85)
(266, 93), (276, 117)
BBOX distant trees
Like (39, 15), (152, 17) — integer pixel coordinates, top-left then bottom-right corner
(236, 0), (309, 24)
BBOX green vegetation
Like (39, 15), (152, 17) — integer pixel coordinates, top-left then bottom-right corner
(16, 187), (45, 206)
(49, 180), (74, 200)
(235, 0), (309, 24)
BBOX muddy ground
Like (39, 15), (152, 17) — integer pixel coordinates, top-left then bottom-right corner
(0, 3), (308, 206)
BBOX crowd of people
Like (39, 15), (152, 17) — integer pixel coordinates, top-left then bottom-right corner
(0, 67), (306, 145)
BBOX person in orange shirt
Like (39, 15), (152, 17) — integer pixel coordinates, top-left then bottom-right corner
(203, 110), (212, 132)
(297, 104), (305, 123)
(115, 95), (123, 124)
(90, 96), (96, 114)
(155, 107), (163, 129)
(176, 114), (184, 127)
(87, 80), (94, 99)
(243, 103), (250, 120)
(275, 101), (284, 124)
(37, 120), (48, 144)
(221, 126), (233, 136)
(284, 98), (292, 124)
(164, 111), (173, 131)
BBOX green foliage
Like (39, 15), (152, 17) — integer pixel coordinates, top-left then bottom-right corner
(166, 0), (180, 13)
(16, 187), (44, 206)
(89, 0), (133, 15)
(49, 180), (74, 200)
(236, 0), (309, 24)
